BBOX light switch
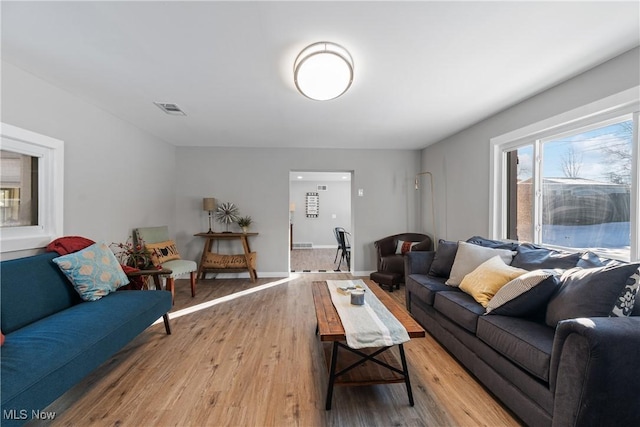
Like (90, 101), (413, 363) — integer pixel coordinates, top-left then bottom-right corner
(332, 214), (337, 219)
(358, 188), (364, 197)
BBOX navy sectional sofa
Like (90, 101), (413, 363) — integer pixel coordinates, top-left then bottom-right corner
(405, 237), (640, 427)
(1, 252), (172, 426)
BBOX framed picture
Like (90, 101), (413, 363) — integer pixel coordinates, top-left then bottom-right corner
(306, 192), (319, 218)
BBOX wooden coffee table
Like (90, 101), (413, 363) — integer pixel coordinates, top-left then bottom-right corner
(312, 279), (425, 410)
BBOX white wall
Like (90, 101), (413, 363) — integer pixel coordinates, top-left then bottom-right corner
(420, 47), (640, 244)
(290, 179), (351, 247)
(175, 147), (421, 275)
(1, 62), (176, 260)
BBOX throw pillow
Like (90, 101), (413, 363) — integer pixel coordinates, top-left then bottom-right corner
(146, 240), (181, 266)
(52, 241), (129, 301)
(459, 256), (527, 307)
(429, 239), (458, 278)
(545, 263), (640, 327)
(466, 236), (519, 251)
(511, 243), (581, 270)
(395, 240), (418, 255)
(446, 241), (515, 287)
(1, 331), (4, 346)
(411, 238), (432, 252)
(485, 269), (561, 316)
(610, 266), (640, 317)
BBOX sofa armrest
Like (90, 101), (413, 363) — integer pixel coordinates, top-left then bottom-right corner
(404, 251), (435, 276)
(549, 316), (640, 427)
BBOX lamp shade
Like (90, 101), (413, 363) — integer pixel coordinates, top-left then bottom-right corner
(203, 197), (216, 212)
(294, 41), (354, 101)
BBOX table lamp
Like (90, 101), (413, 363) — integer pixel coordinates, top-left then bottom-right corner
(203, 197), (216, 233)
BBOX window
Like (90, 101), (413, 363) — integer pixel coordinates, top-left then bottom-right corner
(491, 88), (639, 261)
(1, 151), (39, 227)
(0, 123), (64, 253)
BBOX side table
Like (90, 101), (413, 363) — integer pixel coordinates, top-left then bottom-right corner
(125, 267), (173, 334)
(194, 232), (259, 282)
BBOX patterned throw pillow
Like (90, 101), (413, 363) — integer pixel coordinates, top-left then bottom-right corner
(145, 240), (181, 266)
(395, 240), (418, 255)
(53, 241), (129, 301)
(611, 266), (640, 317)
(485, 269), (561, 316)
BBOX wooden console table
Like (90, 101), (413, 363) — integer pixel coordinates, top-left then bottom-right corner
(194, 232), (258, 282)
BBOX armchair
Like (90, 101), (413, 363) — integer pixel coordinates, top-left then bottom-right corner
(369, 233), (432, 292)
(134, 226), (197, 304)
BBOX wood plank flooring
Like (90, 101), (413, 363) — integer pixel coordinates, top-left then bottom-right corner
(290, 248), (345, 272)
(42, 274), (522, 427)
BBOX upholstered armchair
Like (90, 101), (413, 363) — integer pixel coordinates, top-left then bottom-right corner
(134, 226), (197, 304)
(370, 233), (432, 291)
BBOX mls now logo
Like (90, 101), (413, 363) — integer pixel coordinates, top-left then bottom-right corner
(3, 409), (56, 420)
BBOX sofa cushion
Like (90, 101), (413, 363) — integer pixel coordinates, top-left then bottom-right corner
(53, 241), (129, 301)
(1, 253), (81, 334)
(546, 263), (640, 327)
(511, 243), (581, 270)
(428, 239), (458, 278)
(446, 241), (514, 286)
(477, 315), (555, 382)
(459, 256), (528, 307)
(577, 251), (625, 268)
(485, 270), (561, 316)
(0, 290), (171, 416)
(406, 274), (449, 306)
(466, 235), (519, 251)
(434, 291), (485, 333)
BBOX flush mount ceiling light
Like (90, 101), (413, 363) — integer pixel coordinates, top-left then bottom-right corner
(294, 41), (354, 101)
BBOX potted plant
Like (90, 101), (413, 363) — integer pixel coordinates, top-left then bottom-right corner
(110, 236), (152, 269)
(237, 215), (253, 233)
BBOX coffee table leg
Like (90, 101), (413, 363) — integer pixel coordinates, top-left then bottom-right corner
(398, 343), (414, 406)
(325, 342), (339, 410)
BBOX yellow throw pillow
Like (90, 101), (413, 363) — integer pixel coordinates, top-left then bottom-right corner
(459, 255), (528, 307)
(145, 240), (181, 266)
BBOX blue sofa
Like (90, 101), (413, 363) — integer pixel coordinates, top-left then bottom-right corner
(1, 252), (172, 426)
(405, 237), (640, 427)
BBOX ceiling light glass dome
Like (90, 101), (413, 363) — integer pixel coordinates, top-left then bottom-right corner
(294, 42), (354, 101)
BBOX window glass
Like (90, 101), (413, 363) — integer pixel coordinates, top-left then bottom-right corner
(539, 120), (632, 257)
(0, 150), (39, 227)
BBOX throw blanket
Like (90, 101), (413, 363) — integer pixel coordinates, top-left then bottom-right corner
(327, 279), (410, 349)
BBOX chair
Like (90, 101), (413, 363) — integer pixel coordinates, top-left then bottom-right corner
(134, 226), (197, 304)
(370, 233), (432, 291)
(333, 227), (351, 271)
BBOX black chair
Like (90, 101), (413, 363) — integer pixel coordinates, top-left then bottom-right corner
(333, 227), (351, 271)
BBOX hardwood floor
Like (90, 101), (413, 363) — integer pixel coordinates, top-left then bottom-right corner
(43, 274), (521, 427)
(290, 248), (346, 272)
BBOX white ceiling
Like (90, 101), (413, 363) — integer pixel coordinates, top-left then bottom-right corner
(2, 1), (639, 150)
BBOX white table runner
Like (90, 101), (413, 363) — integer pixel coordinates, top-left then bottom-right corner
(326, 279), (410, 349)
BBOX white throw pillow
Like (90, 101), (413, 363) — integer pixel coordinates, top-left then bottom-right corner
(446, 241), (515, 287)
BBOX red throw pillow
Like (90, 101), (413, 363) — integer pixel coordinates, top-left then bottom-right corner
(1, 331), (5, 346)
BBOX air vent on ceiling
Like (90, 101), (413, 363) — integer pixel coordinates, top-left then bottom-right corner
(154, 102), (186, 116)
(317, 185), (328, 191)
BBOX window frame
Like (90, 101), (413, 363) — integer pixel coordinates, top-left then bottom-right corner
(0, 123), (64, 253)
(490, 87), (640, 261)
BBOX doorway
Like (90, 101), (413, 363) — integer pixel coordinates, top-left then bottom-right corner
(289, 171), (352, 272)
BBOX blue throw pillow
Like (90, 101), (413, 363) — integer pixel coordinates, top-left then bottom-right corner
(53, 241), (129, 301)
(545, 263), (640, 327)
